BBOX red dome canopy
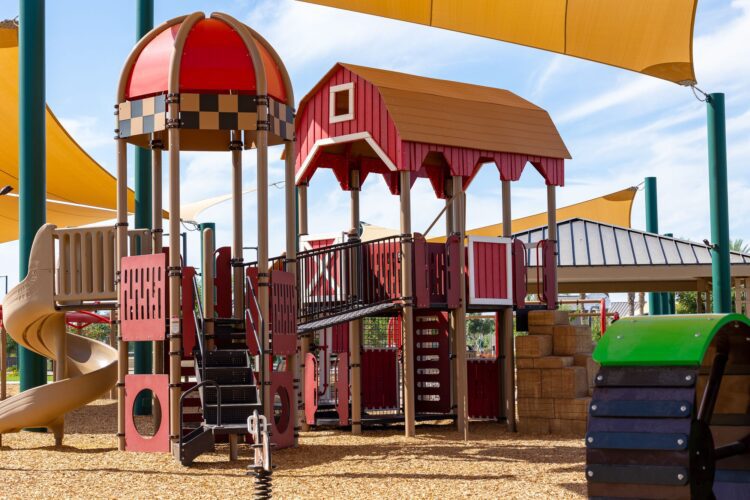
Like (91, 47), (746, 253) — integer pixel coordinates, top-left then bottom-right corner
(125, 18), (287, 102)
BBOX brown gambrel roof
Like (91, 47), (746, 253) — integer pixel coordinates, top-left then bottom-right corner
(298, 63), (571, 160)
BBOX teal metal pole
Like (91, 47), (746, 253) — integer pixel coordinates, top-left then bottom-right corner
(133, 0), (154, 415)
(18, 0), (48, 398)
(644, 177), (662, 315)
(707, 93), (732, 313)
(663, 233), (676, 314)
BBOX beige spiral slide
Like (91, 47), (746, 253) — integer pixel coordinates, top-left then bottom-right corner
(0, 225), (117, 444)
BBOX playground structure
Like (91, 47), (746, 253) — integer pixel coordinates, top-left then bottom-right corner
(293, 63), (567, 435)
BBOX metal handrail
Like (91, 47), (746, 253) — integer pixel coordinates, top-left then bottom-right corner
(192, 275), (207, 381)
(179, 380), (221, 448)
(244, 275), (266, 412)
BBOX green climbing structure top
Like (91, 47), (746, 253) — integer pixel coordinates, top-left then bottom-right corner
(593, 314), (750, 367)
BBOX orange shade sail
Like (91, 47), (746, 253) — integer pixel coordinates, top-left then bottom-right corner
(299, 0), (697, 84)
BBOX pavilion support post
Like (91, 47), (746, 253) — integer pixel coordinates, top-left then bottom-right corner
(546, 184), (558, 304)
(707, 93), (732, 314)
(116, 138), (128, 451)
(18, 0), (47, 400)
(231, 130), (244, 320)
(297, 183), (310, 432)
(203, 228), (215, 352)
(167, 101), (182, 452)
(644, 177), (662, 315)
(452, 176), (468, 440)
(284, 141), (300, 444)
(348, 169), (362, 435)
(444, 180), (457, 416)
(256, 123), (272, 427)
(501, 179), (516, 432)
(400, 171), (416, 438)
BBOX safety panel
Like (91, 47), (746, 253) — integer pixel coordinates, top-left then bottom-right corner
(467, 236), (512, 306)
(511, 239), (527, 309)
(414, 312), (451, 414)
(337, 352), (350, 425)
(182, 266), (197, 356)
(304, 353), (318, 425)
(214, 246), (232, 318)
(120, 253), (166, 341)
(125, 374), (170, 452)
(270, 270), (297, 355)
(270, 370), (295, 449)
(412, 234), (429, 308)
(468, 359), (500, 419)
(445, 235), (460, 308)
(331, 322), (349, 353)
(541, 239), (557, 309)
(362, 348), (398, 409)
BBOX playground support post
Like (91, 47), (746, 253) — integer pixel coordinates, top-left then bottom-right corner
(151, 141), (164, 420)
(501, 179), (516, 432)
(132, 0), (154, 416)
(400, 171), (416, 438)
(116, 137), (128, 451)
(231, 130), (244, 320)
(18, 0), (48, 396)
(297, 183), (311, 432)
(445, 180), (457, 421)
(348, 169), (362, 435)
(202, 228), (215, 352)
(644, 177), (662, 315)
(283, 140), (299, 445)
(452, 175), (468, 440)
(707, 93), (732, 314)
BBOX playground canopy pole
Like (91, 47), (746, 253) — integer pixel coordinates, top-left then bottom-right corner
(133, 0), (154, 415)
(18, 0), (48, 395)
(707, 93), (732, 313)
(644, 177), (662, 315)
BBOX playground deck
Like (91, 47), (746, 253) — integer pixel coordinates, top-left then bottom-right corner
(0, 386), (586, 498)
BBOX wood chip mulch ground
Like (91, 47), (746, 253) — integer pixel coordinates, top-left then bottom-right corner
(0, 385), (586, 499)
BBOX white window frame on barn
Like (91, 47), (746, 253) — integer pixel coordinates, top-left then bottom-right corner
(329, 82), (355, 123)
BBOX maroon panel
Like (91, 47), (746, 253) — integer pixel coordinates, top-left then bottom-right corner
(270, 270), (297, 355)
(125, 374), (170, 452)
(363, 239), (402, 302)
(414, 312), (451, 414)
(387, 315), (402, 348)
(512, 239), (527, 308)
(361, 349), (398, 409)
(471, 241), (509, 301)
(304, 353), (318, 425)
(468, 359), (500, 419)
(270, 370), (295, 449)
(214, 246), (232, 318)
(331, 322), (349, 353)
(337, 352), (349, 425)
(542, 239), (557, 309)
(181, 266), (197, 357)
(445, 235), (460, 308)
(412, 233), (429, 309)
(120, 253), (166, 341)
(245, 267), (260, 355)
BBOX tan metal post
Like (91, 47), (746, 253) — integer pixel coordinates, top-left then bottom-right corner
(116, 137), (128, 451)
(284, 141), (300, 444)
(0, 323), (6, 401)
(400, 171), (416, 438)
(453, 176), (468, 440)
(546, 185), (558, 302)
(257, 114), (272, 425)
(203, 228), (215, 351)
(151, 139), (164, 426)
(444, 179), (457, 416)
(501, 179), (516, 432)
(297, 182), (311, 432)
(348, 169), (362, 434)
(52, 312), (67, 445)
(231, 130), (244, 320)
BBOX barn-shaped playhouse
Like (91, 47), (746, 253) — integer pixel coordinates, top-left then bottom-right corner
(294, 63), (571, 436)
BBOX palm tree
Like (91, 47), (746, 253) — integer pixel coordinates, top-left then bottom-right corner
(731, 238), (750, 254)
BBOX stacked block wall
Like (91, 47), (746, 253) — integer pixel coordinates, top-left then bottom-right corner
(516, 310), (598, 436)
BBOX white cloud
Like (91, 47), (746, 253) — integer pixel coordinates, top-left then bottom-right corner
(58, 115), (112, 150)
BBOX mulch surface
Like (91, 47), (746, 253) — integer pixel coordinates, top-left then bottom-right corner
(0, 385), (586, 498)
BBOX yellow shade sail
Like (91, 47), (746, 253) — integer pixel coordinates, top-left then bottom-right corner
(299, 0), (697, 84)
(0, 24), (136, 242)
(429, 187), (637, 242)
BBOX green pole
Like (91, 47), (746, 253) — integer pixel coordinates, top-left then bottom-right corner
(18, 0), (48, 400)
(663, 233), (676, 314)
(133, 0), (154, 415)
(707, 93), (732, 313)
(644, 177), (662, 315)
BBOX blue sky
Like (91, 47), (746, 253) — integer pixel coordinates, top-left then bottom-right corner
(0, 0), (748, 293)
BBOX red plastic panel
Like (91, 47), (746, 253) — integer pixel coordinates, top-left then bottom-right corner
(472, 241), (508, 299)
(214, 247), (232, 318)
(467, 359), (500, 419)
(542, 239), (557, 310)
(331, 322), (349, 354)
(445, 235), (461, 308)
(270, 270), (297, 356)
(511, 239), (527, 308)
(387, 316), (402, 348)
(181, 267), (197, 357)
(361, 349), (398, 410)
(336, 352), (349, 425)
(414, 312), (451, 414)
(363, 239), (401, 301)
(120, 253), (166, 341)
(125, 374), (170, 452)
(304, 353), (318, 425)
(270, 370), (295, 449)
(412, 234), (429, 308)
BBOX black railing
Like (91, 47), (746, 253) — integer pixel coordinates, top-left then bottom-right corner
(296, 235), (404, 322)
(192, 275), (206, 381)
(180, 380), (221, 442)
(245, 275), (266, 413)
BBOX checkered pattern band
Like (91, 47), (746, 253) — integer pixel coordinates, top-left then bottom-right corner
(117, 93), (294, 141)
